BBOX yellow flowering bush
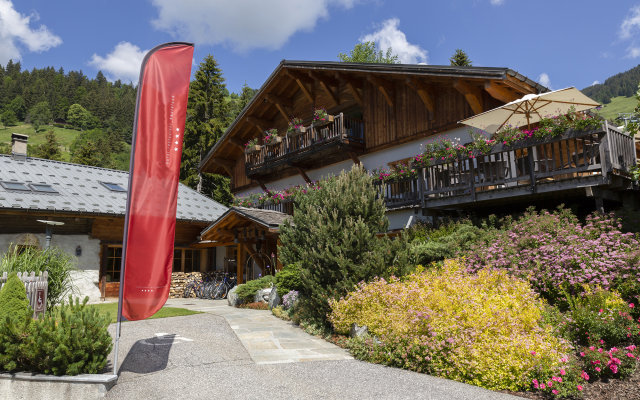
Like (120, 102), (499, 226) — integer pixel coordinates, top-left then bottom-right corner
(329, 259), (570, 391)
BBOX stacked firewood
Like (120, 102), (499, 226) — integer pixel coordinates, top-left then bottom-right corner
(169, 272), (203, 298)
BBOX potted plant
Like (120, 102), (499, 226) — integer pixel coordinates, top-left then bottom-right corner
(287, 118), (305, 137)
(244, 138), (260, 153)
(263, 128), (282, 146)
(313, 108), (334, 126)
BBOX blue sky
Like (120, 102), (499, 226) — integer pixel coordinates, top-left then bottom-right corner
(5, 0), (640, 95)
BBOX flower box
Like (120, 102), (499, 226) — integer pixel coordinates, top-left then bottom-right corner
(313, 114), (334, 127)
(264, 136), (283, 146)
(245, 145), (261, 154)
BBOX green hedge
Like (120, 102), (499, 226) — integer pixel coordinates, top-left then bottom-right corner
(235, 275), (275, 304)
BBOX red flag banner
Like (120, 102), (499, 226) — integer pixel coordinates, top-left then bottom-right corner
(121, 42), (194, 321)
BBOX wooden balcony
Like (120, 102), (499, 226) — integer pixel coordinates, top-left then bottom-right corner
(376, 123), (638, 211)
(245, 113), (364, 179)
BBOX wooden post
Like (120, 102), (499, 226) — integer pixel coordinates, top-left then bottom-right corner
(236, 243), (244, 285)
(527, 147), (536, 193)
(200, 249), (208, 272)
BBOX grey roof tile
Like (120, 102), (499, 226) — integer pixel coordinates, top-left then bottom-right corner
(0, 155), (227, 223)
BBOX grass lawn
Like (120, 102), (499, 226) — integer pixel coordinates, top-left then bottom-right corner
(86, 302), (202, 324)
(597, 95), (636, 121)
(0, 123), (81, 161)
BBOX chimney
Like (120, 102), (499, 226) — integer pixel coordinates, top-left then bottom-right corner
(11, 133), (28, 161)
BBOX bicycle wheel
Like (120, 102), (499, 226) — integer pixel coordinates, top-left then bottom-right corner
(183, 283), (194, 298)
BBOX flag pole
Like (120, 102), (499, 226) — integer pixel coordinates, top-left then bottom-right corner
(112, 43), (153, 375)
(112, 42), (194, 375)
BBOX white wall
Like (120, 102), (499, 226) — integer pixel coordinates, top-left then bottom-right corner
(0, 233), (100, 271)
(236, 126), (475, 198)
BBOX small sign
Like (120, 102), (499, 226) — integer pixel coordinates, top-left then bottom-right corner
(35, 289), (45, 314)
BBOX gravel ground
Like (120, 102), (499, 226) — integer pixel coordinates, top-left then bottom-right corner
(105, 313), (520, 400)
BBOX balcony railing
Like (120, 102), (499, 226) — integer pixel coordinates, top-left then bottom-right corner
(375, 123), (638, 210)
(245, 113), (364, 177)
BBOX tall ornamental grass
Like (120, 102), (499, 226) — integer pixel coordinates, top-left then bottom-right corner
(329, 259), (569, 391)
(0, 247), (76, 309)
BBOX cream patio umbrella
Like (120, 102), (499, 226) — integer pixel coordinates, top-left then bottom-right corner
(459, 87), (600, 134)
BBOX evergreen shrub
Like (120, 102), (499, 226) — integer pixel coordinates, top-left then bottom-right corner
(0, 296), (112, 375)
(275, 262), (302, 297)
(279, 165), (412, 327)
(0, 273), (32, 323)
(234, 275), (275, 304)
(329, 259), (569, 391)
(0, 247), (76, 309)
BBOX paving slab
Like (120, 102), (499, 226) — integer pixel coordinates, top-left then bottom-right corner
(166, 298), (353, 365)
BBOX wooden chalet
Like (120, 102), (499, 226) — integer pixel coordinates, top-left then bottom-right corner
(198, 61), (639, 280)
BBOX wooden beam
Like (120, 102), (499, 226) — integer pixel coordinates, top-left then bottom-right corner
(484, 81), (520, 104)
(256, 179), (270, 194)
(285, 70), (314, 103)
(229, 137), (245, 150)
(367, 75), (394, 107)
(407, 78), (435, 118)
(264, 93), (294, 121)
(296, 167), (312, 184)
(309, 72), (339, 106)
(454, 80), (484, 115)
(237, 242), (244, 285)
(349, 151), (361, 165)
(212, 157), (234, 176)
(345, 80), (362, 105)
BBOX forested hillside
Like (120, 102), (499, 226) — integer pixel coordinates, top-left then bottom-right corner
(0, 58), (256, 205)
(582, 64), (640, 104)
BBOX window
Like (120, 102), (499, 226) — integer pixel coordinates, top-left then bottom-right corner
(100, 182), (127, 192)
(105, 246), (122, 282)
(0, 181), (30, 191)
(29, 183), (58, 194)
(172, 248), (201, 273)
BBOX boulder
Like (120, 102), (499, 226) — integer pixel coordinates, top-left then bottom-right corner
(350, 323), (368, 338)
(254, 287), (272, 303)
(268, 285), (281, 309)
(227, 286), (240, 307)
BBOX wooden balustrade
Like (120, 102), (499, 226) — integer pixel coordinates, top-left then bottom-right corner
(375, 124), (637, 210)
(245, 113), (364, 176)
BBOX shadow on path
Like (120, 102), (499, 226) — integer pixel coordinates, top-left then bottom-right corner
(118, 334), (175, 374)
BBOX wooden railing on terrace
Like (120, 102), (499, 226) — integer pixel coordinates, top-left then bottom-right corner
(375, 123), (637, 210)
(245, 113), (364, 175)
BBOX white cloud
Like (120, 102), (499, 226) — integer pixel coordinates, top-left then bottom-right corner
(360, 18), (428, 64)
(0, 0), (61, 64)
(592, 80), (601, 85)
(89, 42), (148, 84)
(538, 73), (552, 89)
(490, 0), (505, 5)
(627, 46), (640, 58)
(150, 0), (357, 52)
(620, 5), (640, 39)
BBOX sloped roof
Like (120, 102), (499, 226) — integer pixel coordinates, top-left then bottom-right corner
(200, 60), (547, 174)
(200, 206), (292, 240)
(0, 155), (227, 222)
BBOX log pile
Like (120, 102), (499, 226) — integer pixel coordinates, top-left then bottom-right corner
(170, 272), (203, 298)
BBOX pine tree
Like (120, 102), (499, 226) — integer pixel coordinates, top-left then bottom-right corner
(70, 139), (102, 166)
(181, 55), (233, 205)
(279, 165), (410, 327)
(449, 49), (472, 66)
(27, 101), (53, 131)
(32, 130), (63, 161)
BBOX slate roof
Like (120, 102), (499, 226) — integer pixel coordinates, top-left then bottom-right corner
(0, 155), (227, 222)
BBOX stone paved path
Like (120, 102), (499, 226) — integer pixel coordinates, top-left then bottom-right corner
(165, 298), (353, 364)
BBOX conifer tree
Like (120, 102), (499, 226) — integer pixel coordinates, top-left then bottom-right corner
(181, 55), (233, 205)
(449, 49), (472, 66)
(279, 165), (410, 327)
(32, 130), (63, 161)
(0, 273), (31, 323)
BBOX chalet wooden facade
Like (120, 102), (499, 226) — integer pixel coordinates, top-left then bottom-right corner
(201, 61), (547, 198)
(198, 61), (639, 281)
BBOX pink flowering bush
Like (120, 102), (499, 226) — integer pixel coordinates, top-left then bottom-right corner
(531, 358), (583, 398)
(465, 207), (640, 304)
(329, 260), (570, 391)
(579, 342), (640, 380)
